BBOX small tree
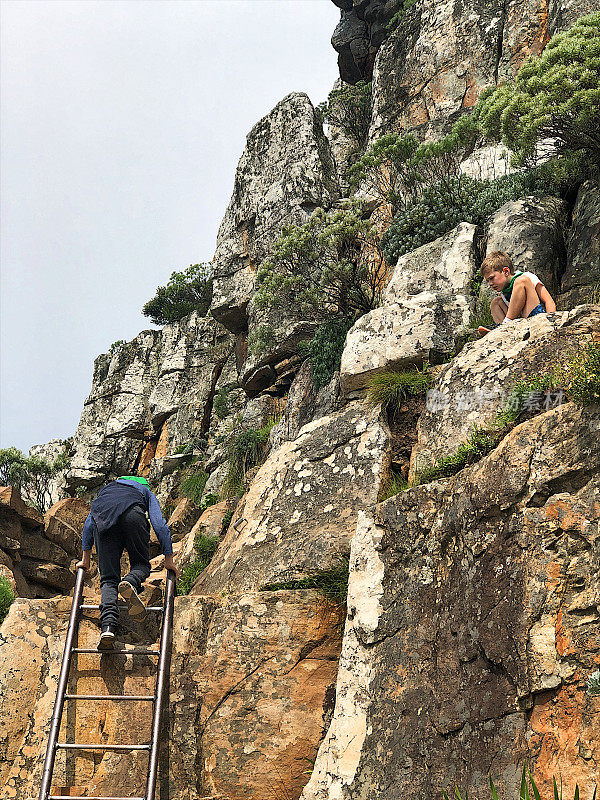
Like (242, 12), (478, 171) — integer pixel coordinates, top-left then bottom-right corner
(349, 116), (480, 213)
(475, 13), (600, 166)
(0, 447), (65, 513)
(254, 201), (386, 323)
(142, 263), (213, 325)
(317, 80), (372, 148)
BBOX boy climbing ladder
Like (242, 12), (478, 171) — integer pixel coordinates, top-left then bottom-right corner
(76, 475), (178, 649)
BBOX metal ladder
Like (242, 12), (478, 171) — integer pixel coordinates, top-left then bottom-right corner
(39, 566), (176, 800)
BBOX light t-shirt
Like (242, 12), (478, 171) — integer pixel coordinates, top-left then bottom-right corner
(498, 270), (541, 306)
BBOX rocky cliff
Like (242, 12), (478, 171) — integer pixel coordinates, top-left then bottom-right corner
(1, 2), (599, 798)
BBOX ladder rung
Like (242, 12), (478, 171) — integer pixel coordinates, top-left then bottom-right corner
(80, 603), (164, 612)
(72, 647), (160, 655)
(50, 796), (145, 800)
(64, 694), (154, 701)
(56, 742), (151, 751)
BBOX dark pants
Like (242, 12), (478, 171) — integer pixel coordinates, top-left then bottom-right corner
(94, 505), (151, 628)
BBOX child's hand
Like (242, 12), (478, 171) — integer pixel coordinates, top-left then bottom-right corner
(164, 555), (179, 578)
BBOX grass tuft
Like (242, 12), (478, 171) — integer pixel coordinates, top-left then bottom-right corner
(366, 366), (432, 411)
(176, 534), (220, 596)
(261, 558), (350, 606)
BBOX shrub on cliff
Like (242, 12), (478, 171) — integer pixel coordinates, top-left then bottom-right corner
(381, 168), (558, 265)
(0, 576), (15, 625)
(254, 201), (385, 325)
(475, 12), (600, 167)
(349, 116), (480, 213)
(142, 263), (212, 326)
(317, 80), (372, 149)
(299, 316), (354, 390)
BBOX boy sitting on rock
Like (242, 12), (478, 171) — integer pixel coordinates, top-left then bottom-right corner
(478, 250), (556, 336)
(76, 475), (178, 650)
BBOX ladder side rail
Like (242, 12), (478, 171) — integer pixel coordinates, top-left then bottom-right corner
(39, 565), (86, 800)
(145, 568), (176, 800)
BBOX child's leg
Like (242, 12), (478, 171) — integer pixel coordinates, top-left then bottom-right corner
(95, 527), (123, 630)
(120, 506), (151, 591)
(490, 296), (508, 323)
(505, 276), (540, 320)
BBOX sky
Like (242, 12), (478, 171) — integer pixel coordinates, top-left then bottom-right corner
(0, 0), (341, 454)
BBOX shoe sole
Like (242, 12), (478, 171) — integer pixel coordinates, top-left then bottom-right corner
(118, 581), (147, 619)
(98, 633), (115, 651)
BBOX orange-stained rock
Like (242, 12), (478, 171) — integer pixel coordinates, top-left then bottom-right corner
(44, 498), (90, 557)
(167, 497), (202, 543)
(0, 486), (43, 528)
(0, 590), (342, 800)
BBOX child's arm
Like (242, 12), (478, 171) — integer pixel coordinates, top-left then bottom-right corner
(536, 283), (556, 312)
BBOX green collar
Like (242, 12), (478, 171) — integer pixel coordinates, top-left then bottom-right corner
(118, 475), (150, 487)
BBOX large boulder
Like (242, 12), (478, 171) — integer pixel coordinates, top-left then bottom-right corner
(561, 179), (600, 309)
(0, 591), (342, 800)
(192, 400), (390, 595)
(484, 196), (568, 296)
(44, 498), (90, 556)
(411, 305), (600, 478)
(210, 92), (339, 336)
(340, 222), (478, 393)
(302, 401), (600, 800)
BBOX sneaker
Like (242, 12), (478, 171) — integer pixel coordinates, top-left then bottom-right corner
(98, 625), (116, 651)
(118, 579), (147, 619)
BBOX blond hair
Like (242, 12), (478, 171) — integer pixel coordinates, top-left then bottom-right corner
(481, 251), (514, 276)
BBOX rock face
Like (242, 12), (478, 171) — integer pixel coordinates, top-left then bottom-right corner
(67, 312), (235, 494)
(210, 93), (339, 337)
(561, 180), (600, 309)
(340, 222), (477, 393)
(484, 196), (568, 296)
(411, 305), (600, 476)
(0, 488), (84, 598)
(193, 401), (390, 595)
(330, 0), (398, 83)
(0, 590), (342, 800)
(302, 401), (600, 800)
(367, 0), (594, 142)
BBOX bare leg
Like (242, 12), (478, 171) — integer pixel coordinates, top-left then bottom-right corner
(505, 277), (539, 320)
(479, 296), (507, 335)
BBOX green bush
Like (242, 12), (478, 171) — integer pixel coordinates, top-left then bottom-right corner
(475, 13), (600, 167)
(300, 317), (354, 389)
(254, 201), (385, 327)
(176, 534), (220, 596)
(562, 340), (600, 406)
(366, 366), (432, 411)
(386, 0), (418, 32)
(107, 340), (126, 356)
(142, 263), (212, 326)
(213, 385), (235, 419)
(0, 576), (15, 625)
(178, 470), (209, 506)
(262, 557), (350, 606)
(222, 421), (276, 498)
(317, 80), (372, 148)
(381, 169), (560, 266)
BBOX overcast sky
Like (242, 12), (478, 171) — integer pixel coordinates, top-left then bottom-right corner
(1, 0), (341, 454)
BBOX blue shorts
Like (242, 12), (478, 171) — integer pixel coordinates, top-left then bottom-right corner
(527, 303), (546, 318)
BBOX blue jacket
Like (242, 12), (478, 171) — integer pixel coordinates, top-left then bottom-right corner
(82, 479), (173, 555)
